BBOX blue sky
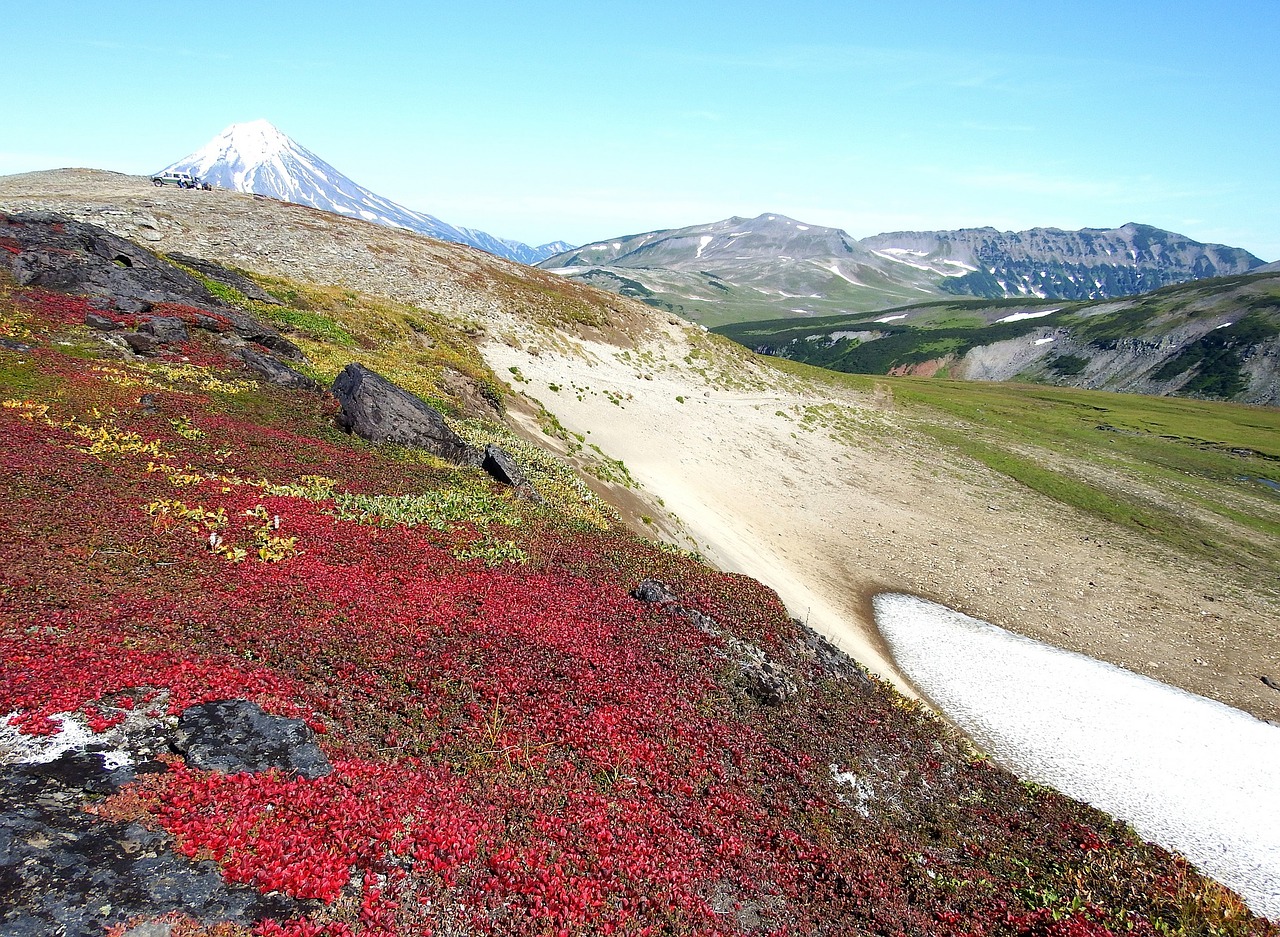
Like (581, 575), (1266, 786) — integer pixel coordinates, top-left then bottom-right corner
(5, 0), (1278, 258)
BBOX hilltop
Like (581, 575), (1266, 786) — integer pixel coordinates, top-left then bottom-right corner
(2, 170), (1279, 933)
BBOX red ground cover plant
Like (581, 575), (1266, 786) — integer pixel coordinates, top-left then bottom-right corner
(2, 283), (1274, 937)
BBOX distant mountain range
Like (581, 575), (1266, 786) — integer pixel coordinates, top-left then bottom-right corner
(540, 214), (1264, 326)
(161, 121), (572, 265)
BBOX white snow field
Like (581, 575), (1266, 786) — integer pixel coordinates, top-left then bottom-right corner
(873, 593), (1280, 921)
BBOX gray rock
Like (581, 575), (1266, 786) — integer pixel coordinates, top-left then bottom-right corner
(252, 330), (305, 361)
(2, 212), (303, 360)
(631, 578), (678, 604)
(231, 345), (320, 392)
(630, 578), (799, 704)
(104, 297), (153, 316)
(120, 332), (159, 356)
(138, 316), (189, 344)
(174, 700), (331, 779)
(0, 337), (35, 352)
(122, 923), (173, 937)
(331, 363), (478, 464)
(167, 252), (284, 305)
(0, 756), (301, 937)
(2, 213), (222, 310)
(85, 311), (123, 331)
(193, 313), (232, 333)
(212, 309), (304, 361)
(482, 444), (528, 488)
(736, 653), (799, 705)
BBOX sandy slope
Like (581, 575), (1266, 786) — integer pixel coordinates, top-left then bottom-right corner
(482, 321), (1280, 723)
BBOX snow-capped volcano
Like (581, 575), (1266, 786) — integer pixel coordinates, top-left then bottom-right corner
(161, 120), (570, 264)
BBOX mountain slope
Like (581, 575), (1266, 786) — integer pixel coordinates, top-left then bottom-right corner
(540, 213), (951, 325)
(861, 223), (1263, 301)
(5, 172), (1280, 926)
(541, 215), (1264, 326)
(162, 120), (570, 264)
(714, 271), (1280, 405)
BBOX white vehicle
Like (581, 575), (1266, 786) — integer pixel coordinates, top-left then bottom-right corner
(151, 171), (202, 189)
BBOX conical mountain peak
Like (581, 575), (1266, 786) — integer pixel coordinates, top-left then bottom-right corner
(160, 122), (571, 265)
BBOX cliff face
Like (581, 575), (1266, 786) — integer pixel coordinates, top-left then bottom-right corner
(862, 222), (1264, 301)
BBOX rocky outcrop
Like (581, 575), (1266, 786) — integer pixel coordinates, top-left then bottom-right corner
(330, 365), (540, 490)
(1, 212), (306, 361)
(0, 703), (308, 937)
(2, 212), (225, 309)
(174, 700), (331, 780)
(167, 252), (283, 305)
(331, 363), (479, 464)
(229, 345), (320, 392)
(0, 756), (302, 937)
(631, 578), (798, 705)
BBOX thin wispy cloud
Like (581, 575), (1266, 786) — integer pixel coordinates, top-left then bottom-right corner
(79, 38), (233, 62)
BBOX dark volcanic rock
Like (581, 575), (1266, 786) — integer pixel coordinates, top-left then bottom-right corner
(120, 332), (160, 356)
(331, 363), (479, 463)
(481, 444), (539, 497)
(168, 252), (284, 305)
(631, 578), (678, 604)
(0, 756), (301, 937)
(0, 337), (35, 352)
(85, 311), (123, 331)
(90, 295), (153, 316)
(173, 700), (331, 779)
(1, 212), (304, 361)
(138, 316), (190, 344)
(230, 345), (321, 392)
(1, 212), (223, 310)
(631, 577), (800, 704)
(212, 309), (304, 361)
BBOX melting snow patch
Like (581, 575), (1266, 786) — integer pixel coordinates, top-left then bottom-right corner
(696, 235), (713, 258)
(830, 764), (874, 817)
(875, 314), (908, 323)
(1034, 337), (1055, 345)
(1, 712), (96, 765)
(1216, 322), (1235, 329)
(995, 309), (1059, 324)
(824, 264), (860, 285)
(796, 225), (809, 231)
(873, 594), (1280, 921)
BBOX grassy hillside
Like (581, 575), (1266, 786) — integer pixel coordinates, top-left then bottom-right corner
(3, 252), (1276, 935)
(770, 357), (1280, 597)
(715, 273), (1280, 404)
